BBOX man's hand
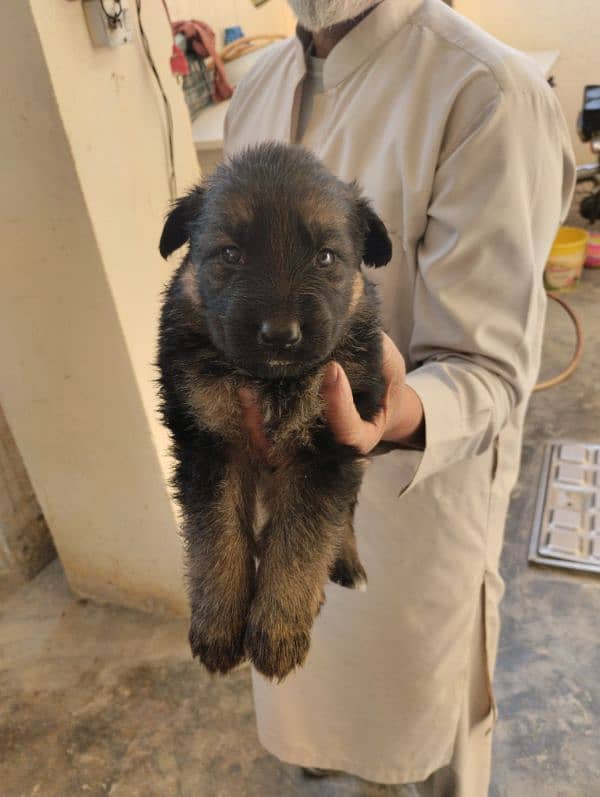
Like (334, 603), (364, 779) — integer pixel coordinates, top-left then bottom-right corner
(239, 332), (425, 459)
(320, 332), (424, 454)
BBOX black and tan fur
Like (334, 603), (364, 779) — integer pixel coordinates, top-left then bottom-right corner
(157, 143), (392, 680)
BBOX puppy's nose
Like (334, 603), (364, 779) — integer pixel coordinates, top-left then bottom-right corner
(258, 319), (302, 348)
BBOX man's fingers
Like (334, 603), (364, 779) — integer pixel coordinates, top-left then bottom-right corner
(239, 336), (406, 458)
(321, 362), (382, 452)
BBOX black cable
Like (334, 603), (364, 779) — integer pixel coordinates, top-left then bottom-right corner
(135, 0), (177, 199)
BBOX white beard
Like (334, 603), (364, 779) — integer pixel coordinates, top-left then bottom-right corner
(287, 0), (381, 31)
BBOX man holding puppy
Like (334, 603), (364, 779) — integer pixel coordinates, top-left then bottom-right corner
(225, 0), (575, 793)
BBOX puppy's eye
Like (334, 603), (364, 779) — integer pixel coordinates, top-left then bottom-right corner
(221, 246), (242, 265)
(316, 249), (336, 266)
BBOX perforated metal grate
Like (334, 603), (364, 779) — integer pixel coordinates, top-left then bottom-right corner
(529, 441), (600, 575)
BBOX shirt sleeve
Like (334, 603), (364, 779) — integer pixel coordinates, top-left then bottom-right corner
(393, 75), (575, 490)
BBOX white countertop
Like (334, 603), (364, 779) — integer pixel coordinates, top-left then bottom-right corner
(191, 48), (561, 152)
(192, 100), (232, 151)
(191, 45), (272, 152)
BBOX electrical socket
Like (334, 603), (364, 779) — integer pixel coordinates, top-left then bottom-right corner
(83, 0), (134, 48)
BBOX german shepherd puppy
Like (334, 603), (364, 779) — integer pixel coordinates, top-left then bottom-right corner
(157, 143), (391, 681)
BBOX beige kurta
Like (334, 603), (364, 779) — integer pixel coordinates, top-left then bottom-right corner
(224, 0), (575, 785)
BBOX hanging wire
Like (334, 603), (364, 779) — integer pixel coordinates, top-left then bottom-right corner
(534, 293), (584, 391)
(135, 0), (177, 199)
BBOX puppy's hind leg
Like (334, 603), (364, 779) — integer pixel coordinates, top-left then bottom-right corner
(329, 500), (367, 592)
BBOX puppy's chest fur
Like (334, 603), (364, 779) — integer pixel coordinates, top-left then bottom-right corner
(185, 367), (328, 544)
(186, 367), (326, 455)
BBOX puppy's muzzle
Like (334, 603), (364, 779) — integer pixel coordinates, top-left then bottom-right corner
(258, 318), (302, 350)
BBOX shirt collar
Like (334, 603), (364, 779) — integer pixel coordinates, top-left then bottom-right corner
(293, 0), (423, 90)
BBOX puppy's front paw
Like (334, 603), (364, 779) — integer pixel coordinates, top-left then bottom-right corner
(189, 615), (246, 674)
(244, 611), (311, 681)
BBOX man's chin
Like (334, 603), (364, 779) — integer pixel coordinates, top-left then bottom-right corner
(288, 0), (379, 32)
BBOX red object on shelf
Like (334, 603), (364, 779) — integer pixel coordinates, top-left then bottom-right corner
(170, 44), (189, 76)
(171, 20), (233, 102)
(161, 0), (233, 101)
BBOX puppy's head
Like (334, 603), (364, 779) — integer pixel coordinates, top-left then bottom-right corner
(160, 142), (391, 378)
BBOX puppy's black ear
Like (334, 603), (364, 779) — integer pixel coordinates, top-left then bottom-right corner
(159, 186), (205, 259)
(357, 198), (393, 268)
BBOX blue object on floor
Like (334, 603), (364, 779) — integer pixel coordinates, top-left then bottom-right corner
(224, 26), (244, 45)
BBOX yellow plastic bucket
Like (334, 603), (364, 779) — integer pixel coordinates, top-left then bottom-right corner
(544, 226), (589, 291)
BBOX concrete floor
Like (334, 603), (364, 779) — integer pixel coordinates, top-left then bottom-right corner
(2, 269), (599, 797)
(491, 267), (600, 797)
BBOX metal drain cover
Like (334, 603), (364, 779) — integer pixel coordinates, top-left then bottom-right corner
(529, 440), (600, 575)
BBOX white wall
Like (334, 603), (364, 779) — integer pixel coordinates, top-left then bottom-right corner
(167, 0), (296, 44)
(0, 0), (200, 613)
(455, 0), (600, 164)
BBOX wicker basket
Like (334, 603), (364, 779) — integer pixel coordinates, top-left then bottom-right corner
(204, 34), (285, 82)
